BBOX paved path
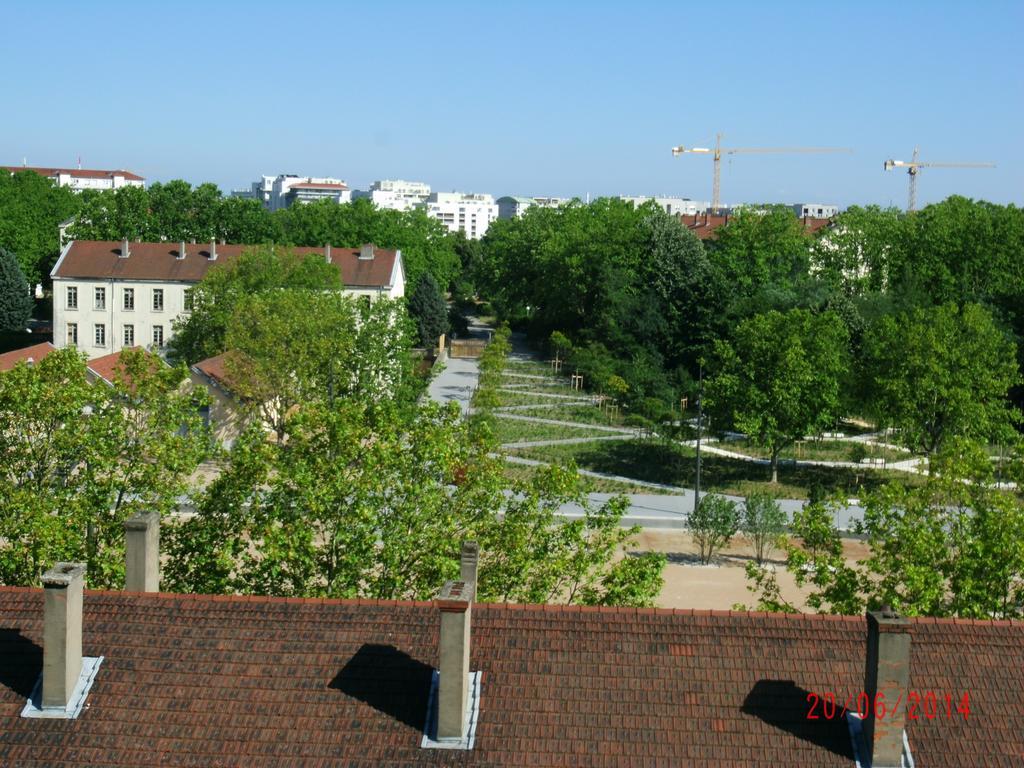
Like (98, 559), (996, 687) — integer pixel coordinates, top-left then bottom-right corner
(427, 355), (479, 415)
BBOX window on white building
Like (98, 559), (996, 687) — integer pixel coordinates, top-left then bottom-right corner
(94, 323), (106, 347)
(67, 322), (78, 345)
(123, 324), (134, 347)
(67, 286), (78, 309)
(153, 289), (164, 311)
(95, 287), (106, 310)
(153, 325), (164, 347)
(123, 288), (134, 311)
(183, 288), (194, 312)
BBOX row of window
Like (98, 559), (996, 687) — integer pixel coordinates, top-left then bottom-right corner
(65, 286), (193, 312)
(66, 323), (164, 348)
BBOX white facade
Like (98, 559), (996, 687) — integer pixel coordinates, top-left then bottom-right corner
(352, 179), (432, 212)
(425, 192), (498, 239)
(618, 196), (709, 216)
(51, 278), (190, 359)
(2, 165), (144, 192)
(792, 202), (839, 219)
(232, 174), (351, 211)
(496, 196), (567, 219)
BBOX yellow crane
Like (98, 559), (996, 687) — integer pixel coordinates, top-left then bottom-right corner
(670, 133), (851, 212)
(884, 147), (995, 212)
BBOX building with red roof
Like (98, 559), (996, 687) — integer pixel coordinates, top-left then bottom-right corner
(1, 165), (144, 192)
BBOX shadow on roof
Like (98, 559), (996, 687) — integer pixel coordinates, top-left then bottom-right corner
(0, 629), (42, 698)
(330, 643), (432, 731)
(741, 679), (853, 759)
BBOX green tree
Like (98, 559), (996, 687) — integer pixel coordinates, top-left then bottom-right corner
(0, 247), (33, 331)
(0, 348), (210, 587)
(811, 205), (907, 295)
(0, 169), (80, 284)
(688, 494), (740, 564)
(164, 401), (664, 605)
(407, 272), (449, 348)
(741, 492), (787, 566)
(170, 245), (342, 364)
(865, 302), (1021, 459)
(706, 309), (850, 482)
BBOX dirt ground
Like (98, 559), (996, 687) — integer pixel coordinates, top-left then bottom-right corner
(629, 530), (870, 611)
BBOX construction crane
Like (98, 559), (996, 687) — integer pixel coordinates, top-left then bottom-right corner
(884, 147), (996, 212)
(670, 133), (851, 212)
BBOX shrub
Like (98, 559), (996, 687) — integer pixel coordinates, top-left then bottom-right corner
(688, 494), (740, 564)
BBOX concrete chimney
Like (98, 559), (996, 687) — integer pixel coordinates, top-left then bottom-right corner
(436, 579), (474, 741)
(209, 239), (217, 261)
(863, 608), (912, 768)
(324, 243), (332, 263)
(177, 241), (186, 260)
(41, 563), (85, 710)
(120, 238), (130, 258)
(460, 541), (479, 589)
(124, 511), (160, 592)
(359, 243), (375, 260)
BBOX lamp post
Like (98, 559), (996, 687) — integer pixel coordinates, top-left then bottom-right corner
(694, 362), (703, 515)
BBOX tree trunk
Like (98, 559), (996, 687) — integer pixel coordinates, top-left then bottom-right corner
(770, 450), (779, 484)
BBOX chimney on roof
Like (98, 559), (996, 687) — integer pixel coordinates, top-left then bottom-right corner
(436, 579), (476, 743)
(359, 243), (375, 260)
(41, 563), (85, 710)
(324, 243), (332, 263)
(120, 238), (130, 258)
(177, 241), (186, 260)
(124, 511), (159, 592)
(460, 541), (479, 590)
(862, 608), (912, 768)
(209, 239), (217, 261)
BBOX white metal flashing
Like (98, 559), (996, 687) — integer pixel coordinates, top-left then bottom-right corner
(21, 656), (104, 719)
(846, 711), (915, 768)
(420, 669), (481, 750)
(49, 240), (75, 280)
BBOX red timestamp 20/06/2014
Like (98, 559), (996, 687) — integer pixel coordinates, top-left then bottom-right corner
(806, 690), (971, 721)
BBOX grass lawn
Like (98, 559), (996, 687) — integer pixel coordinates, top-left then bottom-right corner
(495, 389), (590, 407)
(718, 438), (909, 464)
(493, 417), (619, 444)
(506, 438), (925, 500)
(504, 359), (556, 376)
(500, 460), (677, 496)
(508, 403), (626, 427)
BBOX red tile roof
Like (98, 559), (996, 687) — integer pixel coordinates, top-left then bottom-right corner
(52, 241), (400, 288)
(1, 165), (144, 181)
(0, 342), (56, 372)
(680, 213), (835, 240)
(192, 350), (245, 392)
(0, 589), (1020, 767)
(86, 348), (165, 387)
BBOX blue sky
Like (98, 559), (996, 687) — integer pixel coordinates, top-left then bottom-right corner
(2, 1), (1021, 208)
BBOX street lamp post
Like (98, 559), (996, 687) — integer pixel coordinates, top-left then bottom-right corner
(694, 362), (703, 514)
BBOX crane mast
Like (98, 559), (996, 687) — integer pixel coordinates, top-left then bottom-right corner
(884, 147), (995, 212)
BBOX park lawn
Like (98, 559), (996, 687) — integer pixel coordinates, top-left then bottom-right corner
(500, 459), (677, 496)
(718, 438), (909, 464)
(506, 437), (925, 500)
(508, 403), (626, 427)
(493, 417), (620, 444)
(504, 359), (556, 376)
(498, 379), (576, 394)
(496, 389), (590, 408)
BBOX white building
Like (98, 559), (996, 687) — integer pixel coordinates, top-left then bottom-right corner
(425, 192), (498, 239)
(50, 240), (405, 359)
(2, 165), (144, 192)
(352, 179), (431, 212)
(232, 174), (352, 211)
(792, 203), (839, 219)
(618, 196), (709, 216)
(496, 196), (567, 219)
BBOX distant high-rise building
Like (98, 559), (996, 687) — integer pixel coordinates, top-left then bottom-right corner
(496, 196), (567, 219)
(425, 192), (497, 239)
(617, 196), (709, 216)
(352, 179), (431, 212)
(232, 174), (351, 211)
(2, 164), (144, 192)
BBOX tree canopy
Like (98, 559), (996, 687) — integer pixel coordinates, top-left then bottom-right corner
(0, 169), (80, 285)
(0, 247), (33, 331)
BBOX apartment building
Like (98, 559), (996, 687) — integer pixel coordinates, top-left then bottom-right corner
(2, 164), (144, 191)
(232, 174), (352, 211)
(425, 192), (497, 239)
(792, 202), (840, 219)
(352, 179), (431, 212)
(618, 196), (709, 216)
(50, 240), (405, 359)
(496, 196), (567, 219)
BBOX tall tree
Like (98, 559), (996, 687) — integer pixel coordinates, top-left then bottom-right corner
(865, 302), (1021, 458)
(0, 169), (80, 284)
(706, 309), (850, 482)
(0, 247), (33, 331)
(407, 272), (449, 348)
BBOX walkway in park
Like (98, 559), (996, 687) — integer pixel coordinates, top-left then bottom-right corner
(426, 324), (870, 531)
